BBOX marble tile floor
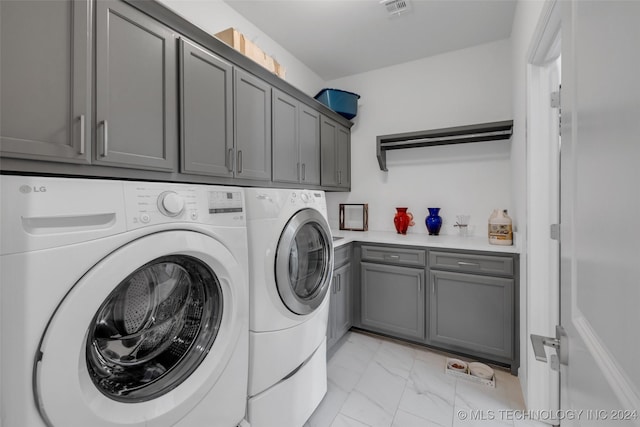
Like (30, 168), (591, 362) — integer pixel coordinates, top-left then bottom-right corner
(305, 331), (546, 427)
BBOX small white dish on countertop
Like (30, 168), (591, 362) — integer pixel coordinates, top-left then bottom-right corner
(468, 362), (494, 379)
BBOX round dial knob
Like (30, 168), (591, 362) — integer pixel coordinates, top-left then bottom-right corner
(300, 192), (310, 203)
(157, 191), (185, 217)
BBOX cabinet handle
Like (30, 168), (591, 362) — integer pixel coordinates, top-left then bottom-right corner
(227, 148), (234, 172)
(338, 170), (342, 184)
(102, 120), (109, 157)
(237, 150), (243, 173)
(386, 254), (400, 260)
(457, 261), (480, 268)
(338, 275), (341, 292)
(302, 163), (306, 181)
(78, 115), (85, 155)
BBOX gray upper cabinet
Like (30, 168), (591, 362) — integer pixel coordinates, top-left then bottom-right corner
(179, 39), (233, 177)
(320, 115), (351, 189)
(429, 270), (514, 360)
(272, 90), (299, 183)
(0, 0), (91, 163)
(272, 89), (321, 185)
(1, 0), (350, 190)
(299, 105), (321, 185)
(360, 262), (425, 341)
(94, 0), (177, 171)
(234, 69), (271, 181)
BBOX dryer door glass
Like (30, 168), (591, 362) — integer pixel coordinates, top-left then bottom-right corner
(276, 208), (333, 315)
(85, 255), (223, 402)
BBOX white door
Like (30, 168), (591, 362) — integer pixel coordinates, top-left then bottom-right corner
(559, 0), (640, 424)
(36, 231), (246, 427)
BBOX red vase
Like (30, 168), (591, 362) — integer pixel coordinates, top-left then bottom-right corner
(394, 207), (414, 235)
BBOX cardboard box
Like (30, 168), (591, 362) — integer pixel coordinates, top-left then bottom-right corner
(214, 27), (286, 79)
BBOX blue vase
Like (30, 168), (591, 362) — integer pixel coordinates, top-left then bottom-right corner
(425, 208), (442, 235)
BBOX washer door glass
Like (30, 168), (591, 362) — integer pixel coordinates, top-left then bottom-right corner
(276, 209), (332, 315)
(86, 255), (222, 402)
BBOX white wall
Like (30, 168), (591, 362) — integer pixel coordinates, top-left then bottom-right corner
(324, 40), (513, 236)
(156, 0), (325, 97)
(509, 0), (546, 403)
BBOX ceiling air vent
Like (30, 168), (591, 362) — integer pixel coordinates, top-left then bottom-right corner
(380, 0), (411, 17)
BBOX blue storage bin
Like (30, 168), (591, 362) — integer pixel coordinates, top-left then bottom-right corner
(314, 88), (360, 120)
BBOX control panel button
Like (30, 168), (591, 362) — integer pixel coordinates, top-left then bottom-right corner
(157, 191), (185, 217)
(140, 214), (151, 224)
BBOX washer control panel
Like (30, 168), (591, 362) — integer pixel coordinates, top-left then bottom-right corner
(208, 190), (243, 214)
(289, 190), (327, 216)
(290, 190), (325, 204)
(124, 183), (245, 229)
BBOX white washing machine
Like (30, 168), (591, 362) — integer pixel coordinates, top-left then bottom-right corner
(244, 188), (333, 427)
(0, 175), (249, 427)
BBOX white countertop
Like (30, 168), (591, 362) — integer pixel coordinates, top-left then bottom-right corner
(331, 230), (520, 254)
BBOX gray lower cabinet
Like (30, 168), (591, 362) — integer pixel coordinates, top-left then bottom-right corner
(360, 262), (425, 341)
(0, 0), (91, 163)
(94, 0), (177, 171)
(354, 244), (518, 373)
(328, 263), (352, 351)
(320, 115), (351, 190)
(328, 244), (352, 352)
(429, 270), (514, 360)
(272, 89), (321, 185)
(429, 250), (518, 373)
(179, 39), (233, 177)
(234, 69), (271, 181)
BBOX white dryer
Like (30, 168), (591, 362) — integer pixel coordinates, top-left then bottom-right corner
(0, 176), (249, 427)
(244, 188), (333, 427)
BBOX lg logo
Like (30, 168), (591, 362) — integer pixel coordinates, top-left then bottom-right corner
(19, 185), (47, 194)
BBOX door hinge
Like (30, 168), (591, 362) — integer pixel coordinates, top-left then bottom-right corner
(550, 90), (561, 109)
(550, 223), (560, 241)
(551, 87), (562, 136)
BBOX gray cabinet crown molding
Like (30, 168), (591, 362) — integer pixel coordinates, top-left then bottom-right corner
(376, 120), (513, 171)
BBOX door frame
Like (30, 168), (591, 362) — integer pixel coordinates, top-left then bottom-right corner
(525, 0), (561, 420)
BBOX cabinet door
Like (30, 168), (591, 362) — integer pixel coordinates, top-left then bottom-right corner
(336, 124), (351, 189)
(234, 69), (271, 181)
(320, 115), (350, 188)
(0, 0), (90, 163)
(327, 270), (339, 350)
(272, 89), (299, 183)
(334, 263), (352, 340)
(429, 270), (514, 359)
(328, 262), (352, 351)
(320, 115), (339, 187)
(179, 39), (233, 177)
(360, 262), (425, 341)
(299, 105), (321, 185)
(95, 0), (177, 171)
